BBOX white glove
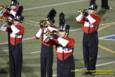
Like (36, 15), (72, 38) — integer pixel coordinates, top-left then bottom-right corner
(0, 23), (8, 31)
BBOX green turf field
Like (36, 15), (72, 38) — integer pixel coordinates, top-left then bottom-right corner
(0, 0), (115, 77)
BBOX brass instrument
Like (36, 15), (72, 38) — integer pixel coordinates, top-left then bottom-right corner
(77, 9), (88, 14)
(0, 4), (8, 24)
(77, 9), (84, 13)
(39, 19), (59, 37)
(39, 20), (48, 28)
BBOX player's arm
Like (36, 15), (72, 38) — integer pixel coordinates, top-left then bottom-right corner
(57, 37), (75, 48)
(35, 28), (42, 39)
(93, 16), (101, 30)
(10, 24), (20, 34)
(0, 23), (12, 32)
(86, 15), (101, 30)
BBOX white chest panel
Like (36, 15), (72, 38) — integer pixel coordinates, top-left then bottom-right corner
(56, 47), (73, 53)
(84, 22), (94, 28)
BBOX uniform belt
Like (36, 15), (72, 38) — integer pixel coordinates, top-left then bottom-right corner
(84, 31), (97, 35)
(10, 34), (23, 38)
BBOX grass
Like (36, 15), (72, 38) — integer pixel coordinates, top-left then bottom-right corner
(0, 0), (115, 77)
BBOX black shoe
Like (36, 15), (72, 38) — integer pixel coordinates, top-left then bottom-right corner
(82, 70), (96, 75)
(82, 71), (92, 75)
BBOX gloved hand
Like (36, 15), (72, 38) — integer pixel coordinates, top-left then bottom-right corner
(50, 30), (58, 39)
(83, 9), (88, 16)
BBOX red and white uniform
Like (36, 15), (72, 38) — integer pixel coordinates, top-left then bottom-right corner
(45, 35), (75, 61)
(55, 36), (75, 61)
(2, 10), (9, 18)
(76, 14), (101, 34)
(0, 23), (24, 45)
(0, 9), (9, 19)
(35, 26), (58, 46)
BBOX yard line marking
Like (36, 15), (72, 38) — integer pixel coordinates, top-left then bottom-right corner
(22, 73), (26, 77)
(0, 21), (115, 45)
(99, 34), (115, 41)
(96, 61), (115, 67)
(2, 49), (40, 54)
(23, 55), (39, 59)
(99, 34), (115, 39)
(2, 22), (114, 54)
(31, 51), (40, 54)
(72, 61), (115, 72)
(0, 36), (35, 45)
(98, 23), (115, 55)
(24, 0), (86, 11)
(99, 39), (115, 41)
(98, 24), (112, 31)
(23, 36), (35, 41)
(52, 61), (115, 76)
(25, 20), (39, 24)
(3, 49), (8, 52)
(70, 28), (80, 32)
(1, 60), (115, 68)
(99, 44), (115, 54)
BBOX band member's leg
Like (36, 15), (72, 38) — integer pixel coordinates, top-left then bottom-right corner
(46, 46), (53, 77)
(101, 0), (110, 9)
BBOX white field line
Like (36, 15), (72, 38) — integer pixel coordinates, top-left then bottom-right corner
(99, 34), (115, 39)
(2, 49), (8, 52)
(22, 73), (26, 77)
(1, 60), (115, 69)
(73, 61), (115, 72)
(0, 0), (87, 45)
(1, 21), (115, 54)
(24, 0), (86, 11)
(31, 51), (40, 54)
(99, 39), (115, 41)
(0, 60), (114, 77)
(0, 21), (115, 45)
(2, 49), (40, 54)
(52, 61), (115, 77)
(0, 1), (114, 77)
(2, 60), (113, 76)
(23, 0), (87, 26)
(99, 34), (115, 41)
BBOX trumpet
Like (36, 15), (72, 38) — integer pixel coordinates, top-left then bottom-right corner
(0, 16), (8, 23)
(77, 9), (84, 13)
(0, 17), (7, 24)
(39, 19), (57, 28)
(0, 4), (5, 9)
(77, 9), (89, 16)
(77, 9), (88, 13)
(45, 30), (58, 35)
(39, 20), (49, 28)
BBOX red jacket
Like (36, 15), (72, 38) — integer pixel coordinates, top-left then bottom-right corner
(2, 10), (9, 18)
(76, 14), (101, 34)
(4, 23), (25, 45)
(45, 35), (75, 61)
(35, 26), (58, 46)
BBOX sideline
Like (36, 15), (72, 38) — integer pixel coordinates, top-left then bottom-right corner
(24, 0), (86, 11)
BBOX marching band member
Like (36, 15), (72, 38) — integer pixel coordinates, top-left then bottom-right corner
(35, 9), (57, 77)
(76, 4), (101, 75)
(44, 26), (75, 77)
(35, 20), (58, 77)
(0, 14), (25, 77)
